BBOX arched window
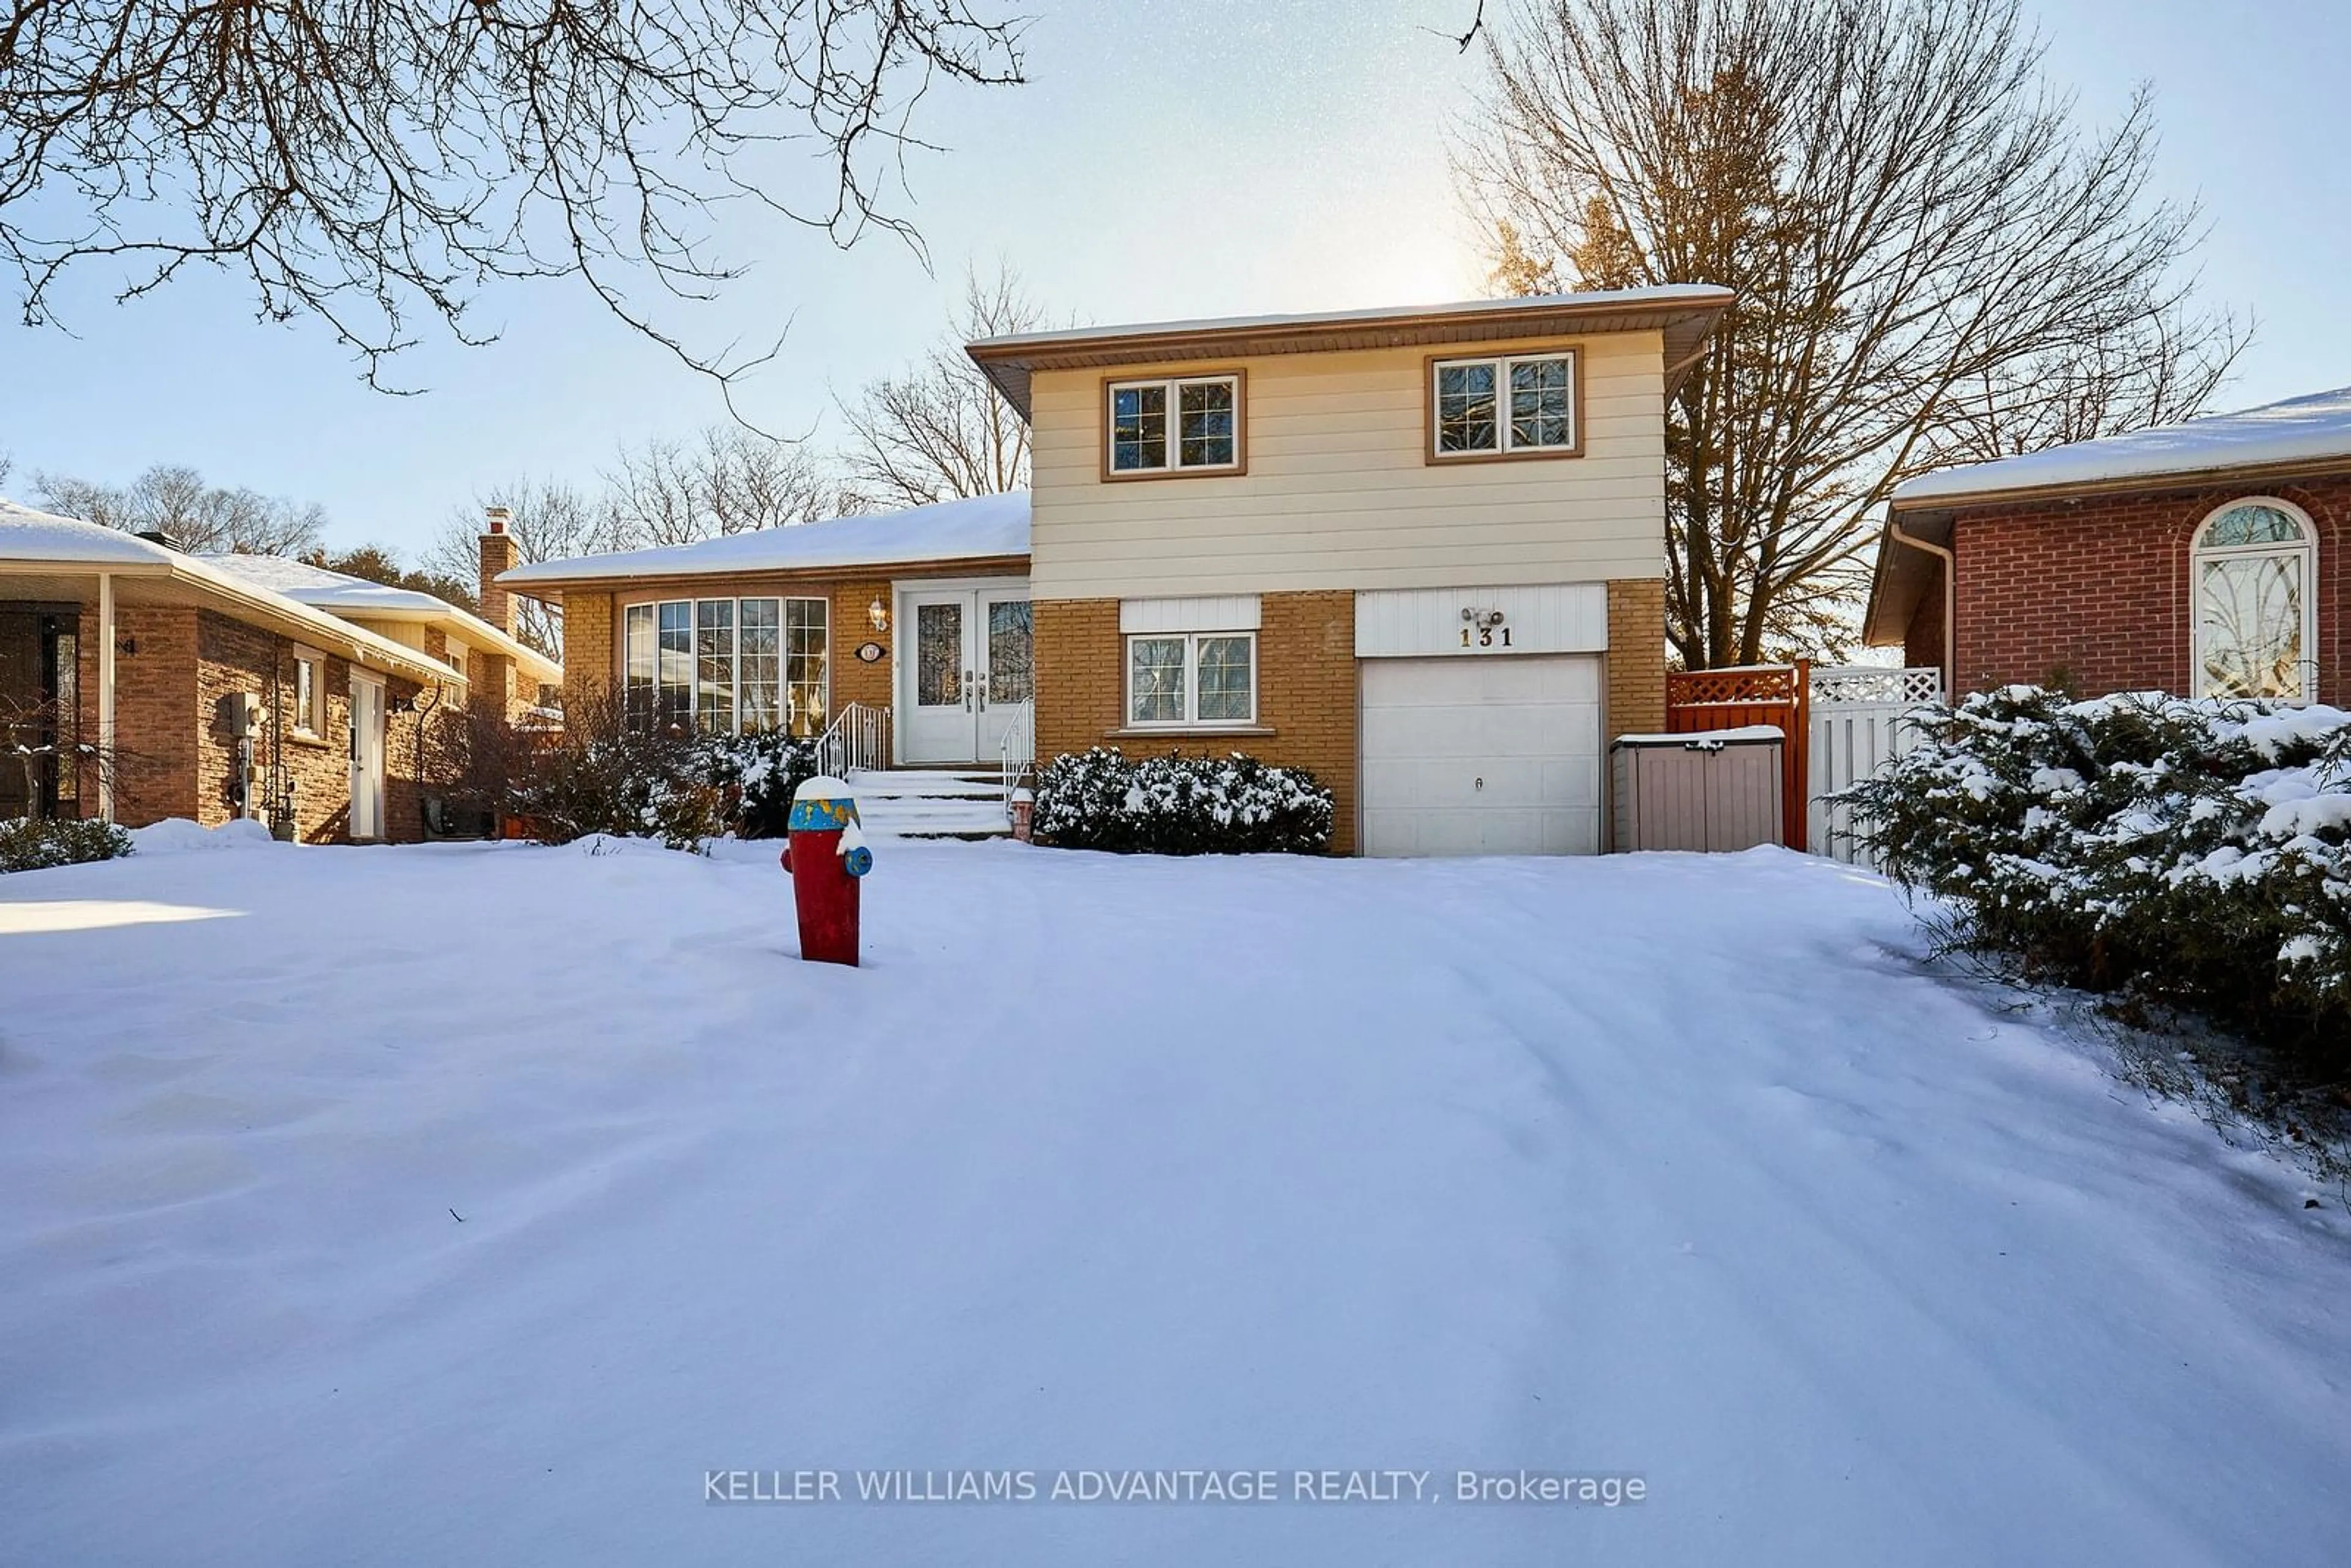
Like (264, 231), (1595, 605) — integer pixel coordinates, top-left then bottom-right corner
(2194, 498), (2316, 702)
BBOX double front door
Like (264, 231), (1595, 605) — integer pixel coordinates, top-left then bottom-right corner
(900, 585), (1032, 765)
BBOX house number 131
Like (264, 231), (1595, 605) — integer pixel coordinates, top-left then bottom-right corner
(1461, 625), (1513, 648)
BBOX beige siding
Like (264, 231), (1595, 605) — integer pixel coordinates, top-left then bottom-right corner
(1029, 330), (1668, 599)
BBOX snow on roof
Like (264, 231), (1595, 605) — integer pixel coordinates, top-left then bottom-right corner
(200, 550), (561, 680)
(501, 491), (1030, 587)
(1, 499), (482, 684)
(963, 284), (1735, 354)
(0, 499), (179, 564)
(199, 551), (452, 615)
(1894, 386), (2351, 506)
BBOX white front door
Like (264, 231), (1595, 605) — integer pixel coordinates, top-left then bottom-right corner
(899, 585), (1030, 765)
(349, 672), (386, 841)
(1359, 655), (1603, 857)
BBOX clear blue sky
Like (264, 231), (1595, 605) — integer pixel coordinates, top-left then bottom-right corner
(4, 0), (2345, 561)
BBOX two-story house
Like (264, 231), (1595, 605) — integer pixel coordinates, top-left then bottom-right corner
(505, 285), (1733, 855)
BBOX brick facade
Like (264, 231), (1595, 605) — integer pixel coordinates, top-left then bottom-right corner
(1033, 590), (1363, 853)
(1605, 579), (1667, 740)
(59, 603), (444, 842)
(1907, 472), (2351, 703)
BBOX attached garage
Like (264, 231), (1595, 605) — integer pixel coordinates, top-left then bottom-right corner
(1359, 654), (1604, 856)
(1353, 583), (1615, 858)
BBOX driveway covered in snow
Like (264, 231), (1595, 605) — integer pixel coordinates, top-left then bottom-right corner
(2, 833), (2346, 1566)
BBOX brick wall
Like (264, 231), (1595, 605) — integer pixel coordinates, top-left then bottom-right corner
(1033, 591), (1362, 853)
(1927, 473), (2349, 702)
(561, 590), (615, 710)
(96, 606), (199, 825)
(831, 580), (893, 715)
(1605, 578), (1667, 741)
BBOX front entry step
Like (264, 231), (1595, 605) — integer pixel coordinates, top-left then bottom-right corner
(844, 769), (1011, 838)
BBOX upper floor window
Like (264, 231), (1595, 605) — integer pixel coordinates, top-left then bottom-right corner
(1107, 373), (1243, 477)
(2194, 498), (2315, 703)
(1430, 350), (1579, 460)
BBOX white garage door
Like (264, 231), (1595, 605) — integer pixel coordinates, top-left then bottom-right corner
(1360, 655), (1603, 857)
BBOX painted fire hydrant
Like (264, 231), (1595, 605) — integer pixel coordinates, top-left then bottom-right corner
(779, 775), (873, 966)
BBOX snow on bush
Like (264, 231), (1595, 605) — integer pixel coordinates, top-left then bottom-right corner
(1033, 748), (1334, 855)
(1843, 686), (2351, 1053)
(696, 730), (819, 839)
(0, 816), (133, 872)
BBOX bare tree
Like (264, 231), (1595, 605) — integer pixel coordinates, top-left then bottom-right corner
(32, 463), (324, 553)
(839, 262), (1042, 508)
(1458, 0), (2244, 667)
(607, 426), (845, 544)
(0, 2), (1025, 394)
(426, 478), (621, 659)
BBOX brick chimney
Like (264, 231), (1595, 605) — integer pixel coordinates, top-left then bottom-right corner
(478, 506), (516, 636)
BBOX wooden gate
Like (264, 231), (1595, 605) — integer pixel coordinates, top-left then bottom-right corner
(1665, 661), (1809, 850)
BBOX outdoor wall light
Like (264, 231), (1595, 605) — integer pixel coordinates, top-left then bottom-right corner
(868, 597), (889, 632)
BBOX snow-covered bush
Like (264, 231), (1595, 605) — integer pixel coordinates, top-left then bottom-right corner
(1844, 687), (2351, 1056)
(495, 686), (724, 851)
(696, 730), (819, 839)
(1033, 748), (1335, 855)
(0, 816), (134, 872)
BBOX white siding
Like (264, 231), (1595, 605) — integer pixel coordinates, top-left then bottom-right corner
(1119, 595), (1261, 633)
(1029, 331), (1668, 599)
(1354, 583), (1607, 658)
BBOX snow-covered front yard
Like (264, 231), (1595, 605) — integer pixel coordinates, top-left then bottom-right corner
(2, 831), (2347, 1566)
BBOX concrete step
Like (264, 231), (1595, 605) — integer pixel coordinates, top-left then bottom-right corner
(847, 769), (1005, 800)
(844, 768), (1013, 838)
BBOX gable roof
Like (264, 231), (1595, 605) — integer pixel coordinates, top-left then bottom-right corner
(964, 285), (1736, 419)
(199, 551), (559, 683)
(0, 500), (468, 686)
(500, 492), (1030, 590)
(1892, 386), (2351, 511)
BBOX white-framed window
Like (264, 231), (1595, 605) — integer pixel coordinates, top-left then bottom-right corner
(2194, 498), (2317, 703)
(291, 648), (326, 737)
(1430, 350), (1578, 458)
(1108, 373), (1242, 475)
(441, 637), (467, 677)
(624, 596), (829, 735)
(1126, 631), (1257, 727)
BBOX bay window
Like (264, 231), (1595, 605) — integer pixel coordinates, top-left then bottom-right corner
(624, 596), (828, 734)
(1108, 373), (1243, 476)
(1431, 350), (1578, 459)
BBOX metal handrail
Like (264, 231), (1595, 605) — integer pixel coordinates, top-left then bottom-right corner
(997, 699), (1035, 819)
(817, 701), (890, 778)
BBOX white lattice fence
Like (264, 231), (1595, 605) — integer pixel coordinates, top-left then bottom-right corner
(1808, 667), (1943, 867)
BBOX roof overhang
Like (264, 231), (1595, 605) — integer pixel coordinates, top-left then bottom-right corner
(1862, 509), (1954, 647)
(0, 555), (462, 686)
(331, 601), (561, 685)
(964, 285), (1736, 420)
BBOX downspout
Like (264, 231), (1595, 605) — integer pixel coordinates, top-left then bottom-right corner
(1886, 517), (1955, 697)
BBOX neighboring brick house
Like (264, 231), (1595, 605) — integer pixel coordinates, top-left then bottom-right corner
(1, 503), (558, 842)
(508, 286), (1730, 856)
(1865, 388), (2351, 706)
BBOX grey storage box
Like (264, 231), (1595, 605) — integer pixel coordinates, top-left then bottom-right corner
(1611, 726), (1785, 853)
